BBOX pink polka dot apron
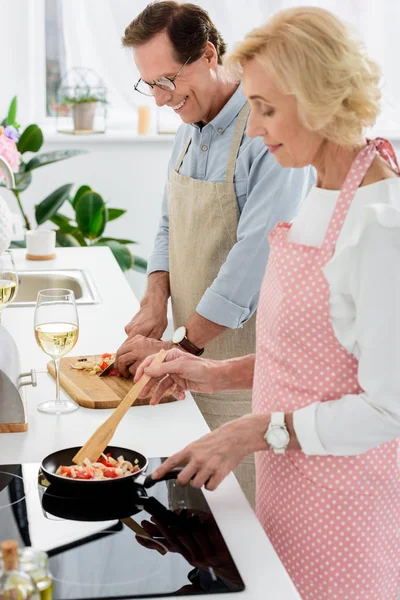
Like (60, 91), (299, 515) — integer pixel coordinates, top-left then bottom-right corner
(252, 139), (400, 600)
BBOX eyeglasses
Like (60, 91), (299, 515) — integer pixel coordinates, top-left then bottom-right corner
(134, 56), (192, 97)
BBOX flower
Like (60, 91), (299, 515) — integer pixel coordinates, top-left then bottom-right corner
(0, 132), (21, 181)
(3, 125), (20, 142)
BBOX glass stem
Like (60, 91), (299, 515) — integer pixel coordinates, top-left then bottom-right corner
(54, 358), (61, 404)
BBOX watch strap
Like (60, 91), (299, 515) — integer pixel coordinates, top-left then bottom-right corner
(266, 412), (289, 454)
(177, 336), (204, 356)
(270, 412), (285, 426)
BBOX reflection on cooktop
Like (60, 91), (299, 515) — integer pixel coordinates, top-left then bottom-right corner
(0, 458), (245, 599)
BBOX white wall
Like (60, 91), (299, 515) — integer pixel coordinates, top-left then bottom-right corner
(0, 0), (44, 125)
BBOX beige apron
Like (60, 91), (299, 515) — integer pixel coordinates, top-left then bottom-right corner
(168, 104), (256, 506)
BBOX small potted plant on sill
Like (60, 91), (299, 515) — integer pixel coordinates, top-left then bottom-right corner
(64, 91), (107, 133)
(56, 68), (108, 134)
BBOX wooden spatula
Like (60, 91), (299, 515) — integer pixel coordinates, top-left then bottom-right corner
(72, 349), (168, 465)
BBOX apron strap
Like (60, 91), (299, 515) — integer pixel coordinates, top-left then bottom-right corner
(174, 136), (192, 173)
(174, 102), (251, 179)
(320, 138), (398, 258)
(367, 137), (400, 175)
(225, 103), (251, 183)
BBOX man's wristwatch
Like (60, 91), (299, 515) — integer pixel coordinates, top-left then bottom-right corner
(265, 412), (290, 454)
(172, 326), (204, 356)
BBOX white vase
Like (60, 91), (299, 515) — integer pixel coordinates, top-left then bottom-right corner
(0, 196), (13, 253)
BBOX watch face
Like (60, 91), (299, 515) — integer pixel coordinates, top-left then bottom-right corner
(267, 427), (290, 450)
(172, 326), (186, 344)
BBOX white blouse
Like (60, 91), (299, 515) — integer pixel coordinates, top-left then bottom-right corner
(290, 177), (400, 456)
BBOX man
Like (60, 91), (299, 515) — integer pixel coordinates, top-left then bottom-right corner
(116, 1), (313, 505)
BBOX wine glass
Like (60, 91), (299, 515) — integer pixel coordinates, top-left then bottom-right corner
(34, 289), (79, 414)
(0, 250), (18, 323)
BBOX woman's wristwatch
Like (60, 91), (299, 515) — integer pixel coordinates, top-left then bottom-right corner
(172, 326), (204, 356)
(265, 412), (290, 453)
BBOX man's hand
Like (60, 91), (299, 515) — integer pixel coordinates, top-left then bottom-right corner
(151, 414), (270, 491)
(125, 270), (170, 339)
(124, 303), (168, 340)
(114, 335), (172, 378)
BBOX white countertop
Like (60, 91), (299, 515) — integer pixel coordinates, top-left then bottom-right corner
(0, 247), (300, 600)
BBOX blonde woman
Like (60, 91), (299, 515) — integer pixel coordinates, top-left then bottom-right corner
(136, 7), (400, 598)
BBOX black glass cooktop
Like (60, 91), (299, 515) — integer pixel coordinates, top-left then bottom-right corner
(0, 458), (244, 599)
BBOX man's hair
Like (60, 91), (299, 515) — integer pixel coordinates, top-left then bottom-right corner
(122, 1), (227, 65)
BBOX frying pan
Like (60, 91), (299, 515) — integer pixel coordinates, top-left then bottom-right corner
(41, 446), (182, 492)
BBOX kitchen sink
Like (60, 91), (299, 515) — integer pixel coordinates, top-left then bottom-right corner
(10, 269), (101, 306)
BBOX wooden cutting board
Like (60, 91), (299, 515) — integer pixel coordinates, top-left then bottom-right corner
(47, 355), (176, 409)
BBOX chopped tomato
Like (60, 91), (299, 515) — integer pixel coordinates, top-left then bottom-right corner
(102, 353), (112, 359)
(60, 466), (71, 476)
(74, 469), (94, 480)
(103, 468), (119, 478)
(98, 455), (115, 468)
(100, 361), (108, 370)
(108, 368), (119, 377)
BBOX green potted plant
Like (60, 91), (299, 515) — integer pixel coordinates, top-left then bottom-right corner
(64, 89), (107, 132)
(0, 96), (147, 273)
(37, 184), (147, 273)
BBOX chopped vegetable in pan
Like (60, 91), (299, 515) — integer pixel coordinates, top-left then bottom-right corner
(56, 453), (140, 480)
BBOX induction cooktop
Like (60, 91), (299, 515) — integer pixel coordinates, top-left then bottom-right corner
(0, 458), (245, 599)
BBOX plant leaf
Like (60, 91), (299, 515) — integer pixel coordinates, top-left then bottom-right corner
(132, 255), (148, 273)
(12, 171), (32, 192)
(70, 230), (88, 246)
(35, 183), (73, 225)
(94, 240), (133, 271)
(97, 236), (137, 245)
(6, 97), (17, 127)
(9, 240), (26, 249)
(17, 124), (44, 154)
(56, 231), (82, 247)
(75, 191), (106, 239)
(50, 213), (76, 233)
(106, 208), (126, 222)
(25, 149), (86, 172)
(71, 185), (91, 209)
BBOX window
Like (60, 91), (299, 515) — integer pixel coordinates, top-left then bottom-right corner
(45, 0), (66, 117)
(44, 0), (400, 136)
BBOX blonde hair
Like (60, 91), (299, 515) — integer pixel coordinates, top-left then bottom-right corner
(224, 7), (381, 146)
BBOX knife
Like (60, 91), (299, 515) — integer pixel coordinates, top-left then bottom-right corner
(99, 361), (117, 377)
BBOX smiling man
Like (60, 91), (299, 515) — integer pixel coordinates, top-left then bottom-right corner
(117, 1), (313, 505)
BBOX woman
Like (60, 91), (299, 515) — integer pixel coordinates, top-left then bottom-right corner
(136, 7), (400, 599)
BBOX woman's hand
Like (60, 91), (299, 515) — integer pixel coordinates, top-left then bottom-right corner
(151, 414), (270, 490)
(134, 348), (222, 404)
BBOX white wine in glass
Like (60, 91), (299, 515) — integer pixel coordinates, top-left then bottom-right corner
(0, 250), (18, 323)
(34, 289), (79, 414)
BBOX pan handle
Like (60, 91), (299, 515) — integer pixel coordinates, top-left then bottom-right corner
(142, 467), (183, 489)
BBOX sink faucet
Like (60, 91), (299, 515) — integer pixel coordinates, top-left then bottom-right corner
(0, 155), (15, 189)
